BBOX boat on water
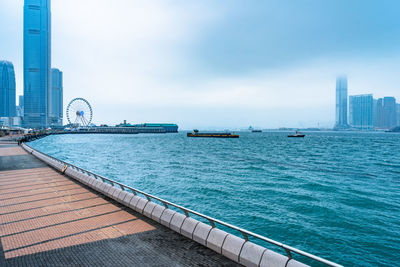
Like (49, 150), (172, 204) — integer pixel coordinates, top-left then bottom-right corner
(187, 129), (239, 138)
(248, 126), (262, 132)
(288, 131), (305, 138)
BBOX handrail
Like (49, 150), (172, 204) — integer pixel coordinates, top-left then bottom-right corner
(22, 142), (343, 267)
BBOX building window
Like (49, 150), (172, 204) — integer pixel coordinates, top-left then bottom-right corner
(28, 29), (40, 34)
(28, 5), (40, 10)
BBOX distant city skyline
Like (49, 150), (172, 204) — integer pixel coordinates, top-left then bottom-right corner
(1, 0), (400, 128)
(337, 80), (399, 131)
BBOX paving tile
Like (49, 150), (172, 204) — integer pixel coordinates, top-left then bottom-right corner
(0, 147), (27, 157)
(0, 145), (239, 266)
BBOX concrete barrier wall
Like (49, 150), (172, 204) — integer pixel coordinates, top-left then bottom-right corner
(22, 143), (309, 267)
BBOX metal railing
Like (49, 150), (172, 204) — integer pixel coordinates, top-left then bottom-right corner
(22, 142), (342, 267)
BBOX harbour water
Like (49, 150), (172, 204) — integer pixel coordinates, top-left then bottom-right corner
(30, 132), (400, 266)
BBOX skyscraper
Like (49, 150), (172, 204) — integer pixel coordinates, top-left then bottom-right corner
(374, 98), (384, 128)
(49, 68), (63, 126)
(383, 97), (397, 129)
(397, 103), (400, 127)
(19, 95), (24, 112)
(335, 76), (348, 128)
(349, 94), (373, 130)
(372, 98), (377, 127)
(0, 61), (16, 118)
(23, 0), (51, 128)
(16, 95), (24, 118)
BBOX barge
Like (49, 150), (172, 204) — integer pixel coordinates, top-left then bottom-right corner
(187, 129), (239, 138)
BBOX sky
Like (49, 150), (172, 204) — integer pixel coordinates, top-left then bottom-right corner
(1, 0), (400, 129)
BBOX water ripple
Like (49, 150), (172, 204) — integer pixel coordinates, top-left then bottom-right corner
(30, 131), (400, 267)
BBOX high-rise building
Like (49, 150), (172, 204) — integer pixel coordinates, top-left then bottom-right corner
(16, 95), (24, 119)
(374, 98), (384, 128)
(0, 61), (16, 118)
(335, 76), (348, 128)
(23, 0), (51, 128)
(383, 97), (397, 129)
(397, 103), (400, 127)
(372, 98), (378, 127)
(49, 68), (63, 126)
(349, 94), (373, 130)
(19, 95), (24, 112)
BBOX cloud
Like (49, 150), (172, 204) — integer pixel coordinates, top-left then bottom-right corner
(1, 0), (400, 128)
(51, 0), (222, 104)
(192, 0), (400, 75)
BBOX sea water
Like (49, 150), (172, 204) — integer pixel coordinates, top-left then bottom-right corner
(30, 131), (400, 266)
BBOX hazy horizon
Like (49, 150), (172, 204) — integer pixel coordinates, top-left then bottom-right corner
(1, 0), (400, 129)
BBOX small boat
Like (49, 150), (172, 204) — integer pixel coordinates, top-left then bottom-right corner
(288, 131), (305, 138)
(187, 129), (239, 138)
(252, 129), (262, 133)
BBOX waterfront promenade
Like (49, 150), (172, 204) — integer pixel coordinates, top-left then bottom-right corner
(0, 142), (238, 266)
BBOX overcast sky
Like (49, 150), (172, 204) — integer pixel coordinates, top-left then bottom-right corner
(1, 0), (400, 129)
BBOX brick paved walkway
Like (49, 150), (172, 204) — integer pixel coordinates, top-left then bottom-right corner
(0, 144), (239, 266)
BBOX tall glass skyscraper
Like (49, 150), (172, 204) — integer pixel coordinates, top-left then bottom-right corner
(0, 61), (16, 117)
(349, 94), (373, 130)
(49, 68), (63, 126)
(335, 76), (348, 128)
(23, 0), (51, 128)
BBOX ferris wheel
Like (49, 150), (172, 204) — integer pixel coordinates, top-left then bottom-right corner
(66, 98), (93, 127)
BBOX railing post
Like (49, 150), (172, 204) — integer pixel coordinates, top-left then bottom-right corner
(161, 201), (168, 209)
(180, 208), (189, 217)
(241, 231), (249, 241)
(61, 165), (68, 174)
(284, 248), (293, 260)
(207, 219), (216, 228)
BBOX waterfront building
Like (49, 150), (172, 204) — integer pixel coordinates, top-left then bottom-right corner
(372, 98), (377, 127)
(335, 76), (348, 128)
(383, 97), (397, 129)
(49, 68), (63, 126)
(349, 94), (373, 130)
(0, 61), (16, 118)
(374, 98), (384, 128)
(397, 103), (400, 126)
(23, 0), (51, 128)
